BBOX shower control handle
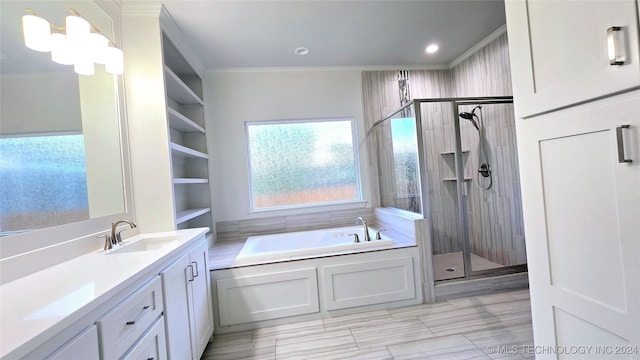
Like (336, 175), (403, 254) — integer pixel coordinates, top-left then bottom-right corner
(616, 124), (632, 163)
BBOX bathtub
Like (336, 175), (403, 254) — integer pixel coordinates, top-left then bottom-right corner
(234, 226), (394, 265)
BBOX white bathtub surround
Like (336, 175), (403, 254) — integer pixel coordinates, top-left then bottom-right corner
(0, 228), (209, 359)
(235, 226), (394, 265)
(212, 246), (422, 334)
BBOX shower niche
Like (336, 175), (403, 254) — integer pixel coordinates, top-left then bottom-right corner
(375, 97), (526, 282)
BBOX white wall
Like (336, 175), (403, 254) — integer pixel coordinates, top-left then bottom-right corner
(206, 69), (371, 222)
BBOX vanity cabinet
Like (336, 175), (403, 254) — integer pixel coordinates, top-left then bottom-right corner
(97, 276), (164, 359)
(161, 240), (214, 359)
(46, 326), (99, 360)
(506, 0), (640, 118)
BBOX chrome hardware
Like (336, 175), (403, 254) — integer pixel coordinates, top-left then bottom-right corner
(616, 124), (632, 163)
(349, 233), (360, 243)
(375, 229), (386, 240)
(608, 26), (625, 65)
(355, 216), (371, 242)
(111, 219), (137, 244)
(126, 305), (150, 325)
(191, 261), (199, 278)
(187, 264), (195, 282)
(99, 234), (116, 251)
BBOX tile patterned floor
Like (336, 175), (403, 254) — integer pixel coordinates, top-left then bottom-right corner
(201, 289), (534, 360)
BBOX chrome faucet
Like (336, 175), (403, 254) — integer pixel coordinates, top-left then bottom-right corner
(355, 216), (371, 242)
(111, 220), (137, 245)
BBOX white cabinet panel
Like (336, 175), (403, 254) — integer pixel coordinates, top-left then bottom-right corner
(515, 91), (640, 357)
(122, 317), (168, 360)
(323, 257), (415, 311)
(216, 268), (319, 325)
(97, 276), (164, 360)
(161, 238), (213, 359)
(505, 0), (640, 118)
(47, 325), (99, 360)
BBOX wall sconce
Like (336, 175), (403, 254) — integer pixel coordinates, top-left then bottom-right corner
(22, 8), (124, 75)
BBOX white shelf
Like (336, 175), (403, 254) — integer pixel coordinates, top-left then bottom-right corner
(167, 108), (205, 133)
(164, 66), (203, 105)
(170, 142), (208, 159)
(176, 207), (211, 225)
(173, 178), (209, 184)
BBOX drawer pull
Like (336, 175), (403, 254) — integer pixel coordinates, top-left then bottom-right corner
(617, 124), (632, 163)
(607, 26), (625, 65)
(126, 305), (150, 325)
(191, 261), (199, 278)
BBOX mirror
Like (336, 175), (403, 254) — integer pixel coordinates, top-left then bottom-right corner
(0, 1), (126, 236)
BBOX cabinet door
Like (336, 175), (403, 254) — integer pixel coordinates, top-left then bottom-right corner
(506, 0), (640, 118)
(161, 252), (193, 360)
(516, 91), (640, 357)
(187, 241), (214, 359)
(122, 317), (168, 360)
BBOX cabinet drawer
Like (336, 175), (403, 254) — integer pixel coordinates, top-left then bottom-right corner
(122, 316), (168, 360)
(97, 276), (164, 360)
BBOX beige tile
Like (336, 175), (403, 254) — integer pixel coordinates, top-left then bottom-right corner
(507, 289), (530, 300)
(303, 347), (394, 360)
(251, 319), (325, 346)
(322, 309), (392, 331)
(388, 334), (491, 360)
(275, 329), (358, 360)
(350, 318), (435, 349)
(418, 304), (503, 337)
(463, 323), (534, 359)
(448, 292), (515, 309)
(388, 301), (457, 320)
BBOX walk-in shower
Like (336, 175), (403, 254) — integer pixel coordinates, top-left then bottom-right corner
(374, 97), (526, 282)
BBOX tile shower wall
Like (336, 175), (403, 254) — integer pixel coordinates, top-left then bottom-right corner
(363, 33), (526, 267)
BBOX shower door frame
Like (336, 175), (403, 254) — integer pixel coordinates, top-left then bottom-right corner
(376, 96), (527, 281)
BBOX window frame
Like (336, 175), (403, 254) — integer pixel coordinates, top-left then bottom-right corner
(245, 117), (364, 213)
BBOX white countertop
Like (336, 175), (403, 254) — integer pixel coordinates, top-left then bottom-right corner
(0, 227), (208, 359)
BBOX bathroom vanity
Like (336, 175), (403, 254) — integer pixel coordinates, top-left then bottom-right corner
(0, 228), (213, 360)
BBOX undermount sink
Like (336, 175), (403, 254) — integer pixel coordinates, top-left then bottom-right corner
(107, 235), (180, 254)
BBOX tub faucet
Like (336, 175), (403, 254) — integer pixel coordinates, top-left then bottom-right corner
(111, 219), (137, 245)
(355, 217), (371, 242)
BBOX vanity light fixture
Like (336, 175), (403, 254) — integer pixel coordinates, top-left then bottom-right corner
(22, 8), (124, 75)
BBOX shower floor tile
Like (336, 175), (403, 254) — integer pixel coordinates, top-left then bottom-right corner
(432, 252), (504, 281)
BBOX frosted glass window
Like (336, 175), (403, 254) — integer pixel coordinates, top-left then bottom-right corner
(246, 118), (361, 210)
(0, 134), (89, 233)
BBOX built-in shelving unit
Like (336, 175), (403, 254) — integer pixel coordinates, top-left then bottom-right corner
(162, 33), (213, 233)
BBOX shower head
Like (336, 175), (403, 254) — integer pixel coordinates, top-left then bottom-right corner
(459, 112), (480, 131)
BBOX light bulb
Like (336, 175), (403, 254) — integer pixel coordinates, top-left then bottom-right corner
(65, 15), (90, 43)
(51, 33), (75, 65)
(23, 15), (52, 52)
(89, 33), (109, 64)
(105, 47), (123, 75)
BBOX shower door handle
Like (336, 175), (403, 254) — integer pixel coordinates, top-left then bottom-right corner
(616, 124), (632, 163)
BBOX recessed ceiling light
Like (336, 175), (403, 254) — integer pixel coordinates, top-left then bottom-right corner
(425, 44), (439, 54)
(294, 47), (310, 56)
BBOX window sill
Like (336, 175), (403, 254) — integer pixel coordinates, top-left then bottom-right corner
(248, 200), (369, 218)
